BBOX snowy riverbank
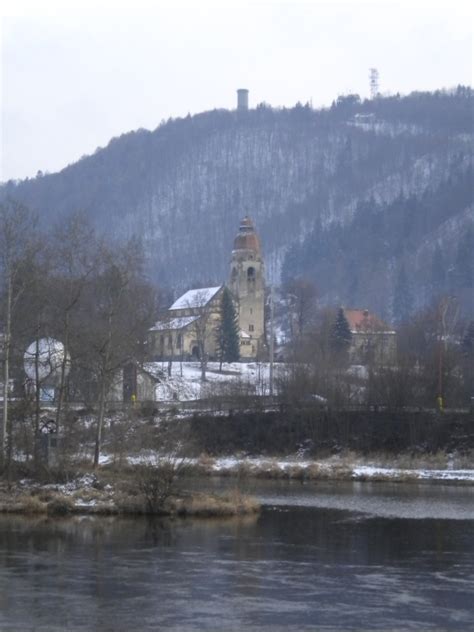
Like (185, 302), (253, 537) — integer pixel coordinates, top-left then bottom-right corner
(98, 452), (474, 484)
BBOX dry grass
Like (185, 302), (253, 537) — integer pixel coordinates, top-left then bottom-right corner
(0, 492), (48, 514)
(72, 488), (107, 503)
(176, 489), (260, 517)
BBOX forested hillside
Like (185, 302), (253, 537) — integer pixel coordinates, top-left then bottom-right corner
(2, 87), (472, 318)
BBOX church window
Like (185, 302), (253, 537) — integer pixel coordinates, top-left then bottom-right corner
(247, 267), (256, 292)
(249, 324), (254, 332)
(168, 335), (173, 348)
(177, 334), (182, 348)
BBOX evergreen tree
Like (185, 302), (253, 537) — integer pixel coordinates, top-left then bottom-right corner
(216, 287), (240, 367)
(462, 321), (474, 358)
(430, 244), (446, 298)
(454, 226), (474, 289)
(330, 307), (352, 355)
(392, 264), (414, 324)
(461, 321), (474, 398)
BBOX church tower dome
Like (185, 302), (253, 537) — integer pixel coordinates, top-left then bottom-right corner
(229, 216), (265, 358)
(233, 216), (261, 254)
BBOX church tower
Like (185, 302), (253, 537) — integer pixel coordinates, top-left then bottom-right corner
(229, 217), (265, 358)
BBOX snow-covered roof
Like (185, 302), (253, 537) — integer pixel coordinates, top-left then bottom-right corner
(149, 315), (199, 331)
(169, 286), (222, 311)
(240, 329), (251, 339)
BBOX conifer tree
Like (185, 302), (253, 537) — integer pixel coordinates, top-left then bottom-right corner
(392, 264), (414, 324)
(330, 307), (352, 355)
(461, 321), (474, 399)
(216, 287), (240, 368)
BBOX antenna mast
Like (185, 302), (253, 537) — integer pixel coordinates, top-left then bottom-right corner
(369, 68), (379, 99)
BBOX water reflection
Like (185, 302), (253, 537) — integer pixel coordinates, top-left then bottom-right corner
(0, 482), (473, 631)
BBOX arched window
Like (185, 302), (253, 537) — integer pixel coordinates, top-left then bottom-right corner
(247, 266), (256, 291)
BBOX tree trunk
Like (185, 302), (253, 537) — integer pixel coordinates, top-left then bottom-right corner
(200, 344), (207, 381)
(94, 378), (107, 468)
(55, 315), (70, 435)
(33, 335), (41, 468)
(1, 276), (12, 470)
(94, 312), (112, 469)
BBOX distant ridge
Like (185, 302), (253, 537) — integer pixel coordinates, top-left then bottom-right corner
(2, 87), (472, 318)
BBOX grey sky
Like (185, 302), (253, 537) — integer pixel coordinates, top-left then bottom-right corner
(1, 0), (472, 182)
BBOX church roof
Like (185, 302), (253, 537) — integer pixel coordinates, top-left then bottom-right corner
(169, 286), (222, 311)
(149, 315), (199, 331)
(233, 216), (261, 253)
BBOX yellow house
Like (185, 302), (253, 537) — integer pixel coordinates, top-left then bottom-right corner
(344, 308), (397, 366)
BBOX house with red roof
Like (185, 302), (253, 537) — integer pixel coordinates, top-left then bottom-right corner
(343, 308), (397, 366)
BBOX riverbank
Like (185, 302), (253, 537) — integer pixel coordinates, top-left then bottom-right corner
(187, 454), (474, 484)
(97, 450), (474, 484)
(0, 475), (260, 518)
(2, 448), (472, 518)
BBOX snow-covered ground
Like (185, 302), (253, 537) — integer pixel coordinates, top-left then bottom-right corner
(98, 452), (474, 483)
(144, 361), (281, 401)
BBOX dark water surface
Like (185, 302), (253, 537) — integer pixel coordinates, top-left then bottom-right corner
(0, 481), (473, 631)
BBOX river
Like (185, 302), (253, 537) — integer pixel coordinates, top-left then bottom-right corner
(0, 480), (473, 631)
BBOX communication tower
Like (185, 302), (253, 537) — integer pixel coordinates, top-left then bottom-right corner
(369, 68), (379, 99)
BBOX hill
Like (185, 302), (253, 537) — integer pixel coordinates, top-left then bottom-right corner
(2, 87), (473, 317)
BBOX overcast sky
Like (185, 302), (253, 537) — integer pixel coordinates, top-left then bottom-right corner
(1, 0), (472, 182)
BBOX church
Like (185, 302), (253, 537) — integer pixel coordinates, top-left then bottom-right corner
(148, 217), (265, 361)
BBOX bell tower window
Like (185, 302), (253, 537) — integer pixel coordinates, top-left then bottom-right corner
(247, 266), (256, 292)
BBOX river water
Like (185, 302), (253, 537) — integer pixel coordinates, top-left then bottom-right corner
(0, 480), (473, 631)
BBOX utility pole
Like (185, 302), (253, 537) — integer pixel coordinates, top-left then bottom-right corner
(269, 286), (274, 397)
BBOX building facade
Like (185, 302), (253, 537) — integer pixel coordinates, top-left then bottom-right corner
(148, 217), (266, 362)
(344, 308), (397, 366)
(229, 217), (265, 358)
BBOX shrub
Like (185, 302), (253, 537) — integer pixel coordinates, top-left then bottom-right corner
(132, 459), (185, 513)
(47, 495), (75, 515)
(19, 494), (48, 514)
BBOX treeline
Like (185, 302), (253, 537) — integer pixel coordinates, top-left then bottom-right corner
(1, 89), (471, 297)
(0, 200), (157, 471)
(276, 280), (473, 411)
(282, 165), (474, 320)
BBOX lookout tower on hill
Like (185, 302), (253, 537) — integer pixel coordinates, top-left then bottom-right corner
(229, 216), (265, 358)
(237, 88), (249, 110)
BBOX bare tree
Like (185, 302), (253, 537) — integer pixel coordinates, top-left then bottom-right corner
(0, 200), (39, 469)
(187, 289), (220, 381)
(49, 213), (98, 433)
(80, 239), (155, 467)
(282, 277), (318, 341)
